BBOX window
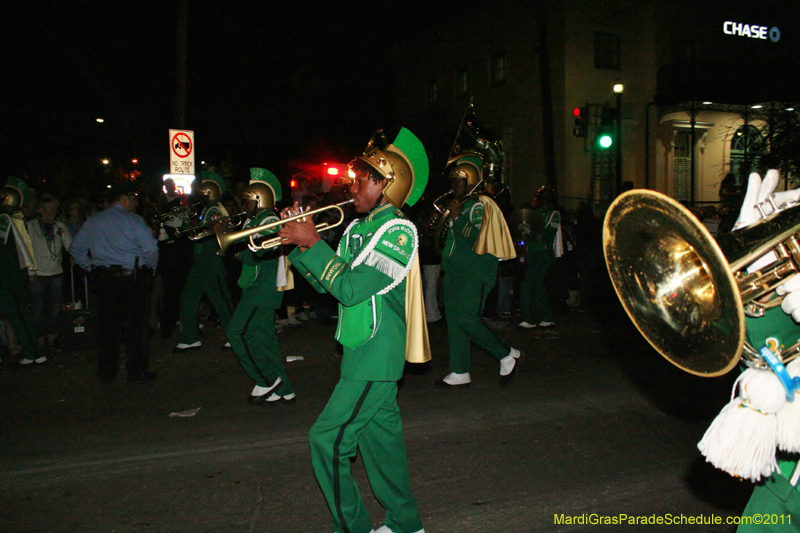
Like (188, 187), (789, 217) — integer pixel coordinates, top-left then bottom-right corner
(491, 53), (507, 85)
(594, 32), (620, 70)
(730, 124), (765, 182)
(673, 131), (692, 202)
(457, 68), (469, 96)
(425, 80), (438, 105)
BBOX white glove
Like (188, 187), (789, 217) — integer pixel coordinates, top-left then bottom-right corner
(778, 275), (800, 323)
(165, 215), (183, 229)
(734, 170), (779, 230)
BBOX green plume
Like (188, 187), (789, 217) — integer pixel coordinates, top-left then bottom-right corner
(393, 127), (428, 207)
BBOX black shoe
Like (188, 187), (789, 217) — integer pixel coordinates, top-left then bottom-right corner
(128, 371), (158, 384)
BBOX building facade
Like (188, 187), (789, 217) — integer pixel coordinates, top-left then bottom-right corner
(391, 0), (799, 216)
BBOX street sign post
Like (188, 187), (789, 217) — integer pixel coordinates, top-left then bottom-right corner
(169, 129), (195, 175)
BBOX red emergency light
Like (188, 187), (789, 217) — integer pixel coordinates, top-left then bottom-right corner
(290, 179), (298, 188)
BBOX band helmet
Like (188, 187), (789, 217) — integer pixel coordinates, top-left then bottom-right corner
(2, 177), (32, 210)
(199, 171), (226, 201)
(351, 128), (429, 208)
(243, 168), (282, 210)
(445, 152), (484, 188)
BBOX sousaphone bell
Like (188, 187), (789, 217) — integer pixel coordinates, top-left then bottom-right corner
(604, 189), (800, 377)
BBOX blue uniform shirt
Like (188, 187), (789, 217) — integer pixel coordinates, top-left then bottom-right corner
(70, 204), (158, 271)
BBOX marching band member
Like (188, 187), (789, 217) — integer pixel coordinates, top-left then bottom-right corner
(436, 154), (519, 388)
(0, 177), (43, 366)
(173, 171), (236, 352)
(226, 168), (296, 405)
(279, 128), (429, 533)
(706, 170), (800, 532)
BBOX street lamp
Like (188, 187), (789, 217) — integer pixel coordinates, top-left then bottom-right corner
(613, 84), (624, 195)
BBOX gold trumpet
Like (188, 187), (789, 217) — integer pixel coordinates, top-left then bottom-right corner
(151, 202), (202, 227)
(176, 212), (247, 241)
(216, 199), (354, 255)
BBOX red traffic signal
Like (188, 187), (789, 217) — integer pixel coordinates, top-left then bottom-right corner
(573, 106), (589, 138)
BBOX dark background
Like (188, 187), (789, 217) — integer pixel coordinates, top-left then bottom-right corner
(0, 0), (464, 193)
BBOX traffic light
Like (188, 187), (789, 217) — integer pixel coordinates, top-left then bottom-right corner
(572, 106), (589, 138)
(597, 106), (618, 149)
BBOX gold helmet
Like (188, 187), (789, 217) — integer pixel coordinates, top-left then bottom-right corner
(198, 171), (226, 202)
(445, 152), (483, 188)
(352, 128), (429, 209)
(243, 168), (282, 210)
(2, 177), (31, 210)
(242, 183), (275, 210)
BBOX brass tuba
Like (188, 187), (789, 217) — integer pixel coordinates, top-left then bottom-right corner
(603, 189), (800, 377)
(429, 102), (505, 233)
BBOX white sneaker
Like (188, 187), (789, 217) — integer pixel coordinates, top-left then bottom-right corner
(500, 347), (522, 376)
(173, 341), (202, 352)
(518, 321), (537, 328)
(374, 527), (425, 533)
(538, 321), (555, 327)
(440, 372), (471, 386)
(17, 358), (35, 366)
(34, 356), (48, 364)
(251, 378), (282, 397)
(266, 392), (296, 403)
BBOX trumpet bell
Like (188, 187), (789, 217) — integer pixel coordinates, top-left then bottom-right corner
(603, 190), (745, 377)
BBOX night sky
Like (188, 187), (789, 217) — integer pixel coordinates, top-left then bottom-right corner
(0, 1), (459, 192)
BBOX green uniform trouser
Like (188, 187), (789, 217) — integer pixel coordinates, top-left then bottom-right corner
(310, 380), (423, 533)
(443, 274), (509, 373)
(520, 251), (555, 324)
(178, 256), (234, 345)
(0, 279), (41, 361)
(738, 460), (800, 532)
(226, 291), (293, 395)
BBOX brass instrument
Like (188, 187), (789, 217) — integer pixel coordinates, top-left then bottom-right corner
(176, 212), (246, 241)
(151, 202), (202, 227)
(429, 102), (505, 232)
(216, 199), (354, 255)
(603, 189), (800, 378)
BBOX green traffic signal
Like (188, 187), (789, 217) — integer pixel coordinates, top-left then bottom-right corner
(598, 134), (613, 148)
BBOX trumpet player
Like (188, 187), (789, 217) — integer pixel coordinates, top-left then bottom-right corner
(173, 171), (236, 352)
(279, 128), (429, 533)
(226, 169), (295, 404)
(436, 155), (520, 388)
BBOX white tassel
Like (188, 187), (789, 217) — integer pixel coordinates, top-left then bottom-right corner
(698, 368), (786, 482)
(776, 358), (800, 452)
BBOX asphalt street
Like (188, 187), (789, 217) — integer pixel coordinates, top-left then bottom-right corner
(0, 299), (754, 533)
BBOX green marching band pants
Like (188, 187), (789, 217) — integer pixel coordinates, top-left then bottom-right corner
(309, 379), (423, 533)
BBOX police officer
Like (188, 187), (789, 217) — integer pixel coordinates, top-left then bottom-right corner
(70, 183), (158, 383)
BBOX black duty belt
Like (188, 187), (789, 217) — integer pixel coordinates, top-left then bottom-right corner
(94, 265), (135, 277)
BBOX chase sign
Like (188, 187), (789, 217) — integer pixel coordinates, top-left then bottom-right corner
(724, 21), (781, 43)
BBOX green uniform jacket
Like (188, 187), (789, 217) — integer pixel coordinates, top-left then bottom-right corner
(191, 202), (228, 262)
(737, 306), (800, 531)
(236, 210), (282, 308)
(289, 203), (417, 382)
(440, 197), (497, 287)
(525, 205), (560, 260)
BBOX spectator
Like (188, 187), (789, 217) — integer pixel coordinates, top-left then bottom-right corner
(27, 194), (72, 352)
